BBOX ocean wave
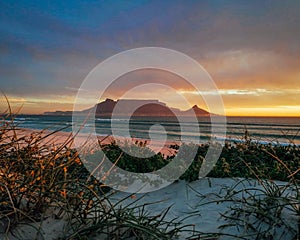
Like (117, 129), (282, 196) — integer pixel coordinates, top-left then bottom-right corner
(96, 118), (130, 121)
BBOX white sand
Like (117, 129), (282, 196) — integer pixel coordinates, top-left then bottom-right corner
(109, 178), (297, 239)
(1, 178), (297, 239)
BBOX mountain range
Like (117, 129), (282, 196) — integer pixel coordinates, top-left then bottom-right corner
(44, 98), (210, 117)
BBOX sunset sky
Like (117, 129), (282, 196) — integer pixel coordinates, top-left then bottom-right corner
(1, 1), (300, 116)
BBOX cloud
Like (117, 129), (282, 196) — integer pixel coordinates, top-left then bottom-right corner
(0, 0), (300, 115)
(179, 89), (285, 96)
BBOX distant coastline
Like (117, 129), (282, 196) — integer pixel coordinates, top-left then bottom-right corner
(44, 98), (211, 117)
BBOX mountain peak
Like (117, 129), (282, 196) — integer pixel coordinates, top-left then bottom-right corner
(44, 99), (211, 116)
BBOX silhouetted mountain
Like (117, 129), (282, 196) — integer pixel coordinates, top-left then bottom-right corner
(44, 99), (211, 116)
(181, 105), (210, 116)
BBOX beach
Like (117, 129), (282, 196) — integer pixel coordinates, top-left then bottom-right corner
(6, 127), (178, 157)
(1, 125), (299, 239)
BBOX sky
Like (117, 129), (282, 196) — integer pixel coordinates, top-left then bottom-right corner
(1, 0), (300, 116)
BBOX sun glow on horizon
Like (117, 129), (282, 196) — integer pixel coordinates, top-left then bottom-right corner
(1, 94), (300, 117)
(225, 106), (300, 117)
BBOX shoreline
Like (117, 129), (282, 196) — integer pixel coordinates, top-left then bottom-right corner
(11, 125), (300, 149)
(6, 127), (179, 157)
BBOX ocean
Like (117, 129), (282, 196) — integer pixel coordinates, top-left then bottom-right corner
(12, 115), (300, 145)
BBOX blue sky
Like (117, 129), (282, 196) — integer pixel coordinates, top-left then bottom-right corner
(1, 0), (300, 115)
